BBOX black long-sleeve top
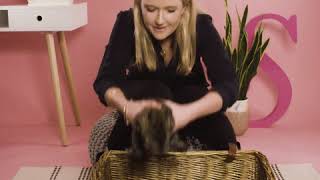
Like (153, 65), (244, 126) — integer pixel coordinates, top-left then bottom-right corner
(93, 9), (238, 111)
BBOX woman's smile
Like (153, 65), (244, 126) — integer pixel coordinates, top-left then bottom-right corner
(153, 26), (167, 32)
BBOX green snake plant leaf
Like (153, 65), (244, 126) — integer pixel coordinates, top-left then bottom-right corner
(240, 45), (262, 99)
(225, 41), (232, 59)
(231, 49), (238, 73)
(240, 25), (261, 74)
(222, 3), (270, 100)
(224, 12), (233, 58)
(238, 27), (261, 98)
(226, 12), (232, 43)
(237, 5), (248, 45)
(237, 32), (248, 72)
(236, 6), (249, 79)
(239, 35), (269, 99)
(261, 38), (270, 56)
(236, 5), (248, 42)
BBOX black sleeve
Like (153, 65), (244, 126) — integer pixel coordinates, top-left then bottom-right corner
(197, 14), (238, 111)
(93, 10), (134, 106)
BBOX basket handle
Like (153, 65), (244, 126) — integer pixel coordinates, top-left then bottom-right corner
(225, 143), (238, 163)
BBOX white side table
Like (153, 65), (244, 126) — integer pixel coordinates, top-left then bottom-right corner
(0, 3), (88, 146)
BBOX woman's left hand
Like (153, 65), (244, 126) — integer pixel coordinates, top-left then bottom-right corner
(164, 100), (191, 132)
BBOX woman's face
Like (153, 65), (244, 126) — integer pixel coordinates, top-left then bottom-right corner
(141, 0), (185, 41)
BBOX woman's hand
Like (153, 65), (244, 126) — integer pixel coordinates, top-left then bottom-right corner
(164, 100), (192, 132)
(125, 99), (161, 124)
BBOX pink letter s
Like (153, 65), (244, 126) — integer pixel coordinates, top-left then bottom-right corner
(246, 14), (297, 127)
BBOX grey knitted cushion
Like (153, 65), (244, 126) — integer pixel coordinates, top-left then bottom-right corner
(88, 110), (120, 164)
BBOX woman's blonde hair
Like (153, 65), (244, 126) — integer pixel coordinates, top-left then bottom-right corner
(133, 0), (197, 75)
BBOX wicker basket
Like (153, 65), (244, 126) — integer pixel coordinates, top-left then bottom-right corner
(91, 150), (275, 180)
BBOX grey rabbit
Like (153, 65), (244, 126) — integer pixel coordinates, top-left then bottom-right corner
(129, 102), (187, 161)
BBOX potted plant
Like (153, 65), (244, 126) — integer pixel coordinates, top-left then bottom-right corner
(223, 1), (270, 136)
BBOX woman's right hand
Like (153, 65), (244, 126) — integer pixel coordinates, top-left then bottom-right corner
(125, 99), (161, 124)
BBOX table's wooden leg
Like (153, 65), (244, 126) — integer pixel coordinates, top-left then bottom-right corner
(45, 32), (69, 146)
(57, 31), (81, 126)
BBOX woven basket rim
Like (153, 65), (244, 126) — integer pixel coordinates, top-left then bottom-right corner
(92, 150), (276, 180)
(106, 150), (263, 156)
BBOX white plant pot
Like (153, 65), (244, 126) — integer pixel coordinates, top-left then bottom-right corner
(27, 0), (74, 6)
(225, 99), (249, 136)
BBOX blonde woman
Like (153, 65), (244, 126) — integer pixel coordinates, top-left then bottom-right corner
(93, 0), (239, 156)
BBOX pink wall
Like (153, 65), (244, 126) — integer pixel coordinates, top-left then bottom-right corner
(0, 0), (319, 132)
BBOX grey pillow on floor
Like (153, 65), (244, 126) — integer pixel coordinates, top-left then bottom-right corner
(88, 110), (119, 164)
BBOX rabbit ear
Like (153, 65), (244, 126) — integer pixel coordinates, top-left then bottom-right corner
(168, 115), (175, 132)
(160, 103), (175, 130)
(165, 109), (175, 132)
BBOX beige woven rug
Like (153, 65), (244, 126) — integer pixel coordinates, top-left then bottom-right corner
(13, 164), (320, 180)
